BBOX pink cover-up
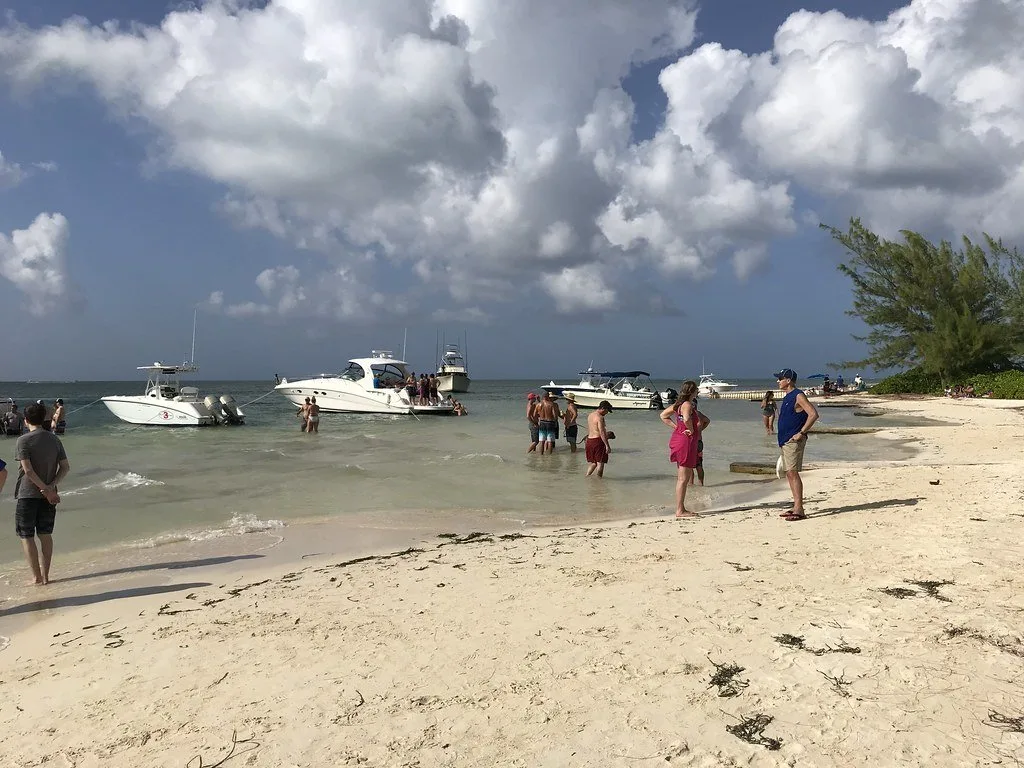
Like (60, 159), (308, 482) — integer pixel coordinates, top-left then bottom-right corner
(668, 405), (701, 468)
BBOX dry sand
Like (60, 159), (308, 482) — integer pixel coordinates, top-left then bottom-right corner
(2, 397), (1024, 767)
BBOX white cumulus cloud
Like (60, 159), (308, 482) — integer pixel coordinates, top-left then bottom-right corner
(0, 151), (26, 188)
(0, 0), (1021, 322)
(0, 212), (77, 315)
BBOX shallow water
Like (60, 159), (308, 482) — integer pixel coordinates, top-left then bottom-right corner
(0, 379), (912, 575)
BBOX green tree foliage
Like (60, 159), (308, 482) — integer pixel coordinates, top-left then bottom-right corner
(823, 220), (1023, 385)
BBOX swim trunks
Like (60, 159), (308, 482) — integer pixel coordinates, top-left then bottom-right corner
(529, 423), (540, 444)
(54, 421), (66, 435)
(565, 424), (578, 443)
(538, 419), (557, 443)
(585, 437), (609, 464)
(16, 498), (57, 538)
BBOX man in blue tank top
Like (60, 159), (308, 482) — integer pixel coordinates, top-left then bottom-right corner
(774, 368), (819, 521)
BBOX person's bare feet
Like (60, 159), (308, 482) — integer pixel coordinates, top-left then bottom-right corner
(675, 510), (699, 519)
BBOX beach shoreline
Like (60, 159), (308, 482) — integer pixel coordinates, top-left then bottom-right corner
(2, 396), (1023, 766)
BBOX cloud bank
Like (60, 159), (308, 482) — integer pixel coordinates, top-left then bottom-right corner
(0, 212), (76, 315)
(0, 0), (1020, 321)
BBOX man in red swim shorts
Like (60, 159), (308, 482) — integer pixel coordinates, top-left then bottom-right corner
(585, 400), (613, 477)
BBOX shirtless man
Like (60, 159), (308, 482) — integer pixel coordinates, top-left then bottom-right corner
(535, 391), (561, 454)
(307, 397), (321, 434)
(526, 393), (540, 453)
(585, 400), (613, 477)
(562, 392), (579, 453)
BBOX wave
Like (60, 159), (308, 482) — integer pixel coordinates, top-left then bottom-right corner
(64, 472), (165, 496)
(441, 453), (505, 463)
(131, 513), (286, 549)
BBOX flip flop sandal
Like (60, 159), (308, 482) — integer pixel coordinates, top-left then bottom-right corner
(783, 513), (808, 521)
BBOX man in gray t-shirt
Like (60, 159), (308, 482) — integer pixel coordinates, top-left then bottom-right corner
(14, 403), (70, 585)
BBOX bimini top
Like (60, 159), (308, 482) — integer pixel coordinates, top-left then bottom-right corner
(137, 362), (199, 374)
(581, 370), (651, 378)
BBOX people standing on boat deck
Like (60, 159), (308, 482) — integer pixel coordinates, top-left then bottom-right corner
(535, 391), (561, 454)
(562, 392), (579, 453)
(14, 403), (70, 586)
(585, 401), (613, 477)
(298, 397), (311, 431)
(4, 404), (24, 436)
(51, 399), (66, 435)
(775, 368), (819, 522)
(662, 380), (701, 517)
(526, 393), (540, 453)
(306, 397), (321, 434)
(418, 374), (429, 406)
(429, 374), (439, 406)
(406, 373), (417, 405)
(760, 391), (777, 434)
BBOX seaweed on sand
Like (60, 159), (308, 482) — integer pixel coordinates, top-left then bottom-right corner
(906, 579), (954, 602)
(707, 657), (749, 697)
(820, 671), (853, 697)
(437, 532), (494, 546)
(773, 634), (861, 655)
(879, 586), (918, 599)
(943, 626), (1024, 658)
(726, 714), (782, 750)
(987, 710), (1024, 734)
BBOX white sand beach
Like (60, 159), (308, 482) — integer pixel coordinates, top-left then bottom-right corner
(2, 397), (1024, 767)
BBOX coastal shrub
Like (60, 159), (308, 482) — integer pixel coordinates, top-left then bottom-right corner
(870, 368), (1024, 398)
(869, 368), (943, 395)
(966, 370), (1024, 399)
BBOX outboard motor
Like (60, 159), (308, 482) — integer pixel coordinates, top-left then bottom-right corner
(204, 395), (227, 424)
(220, 395), (245, 425)
(664, 388), (678, 405)
(651, 392), (663, 410)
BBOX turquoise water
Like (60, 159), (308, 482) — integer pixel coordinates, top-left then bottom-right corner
(0, 379), (901, 570)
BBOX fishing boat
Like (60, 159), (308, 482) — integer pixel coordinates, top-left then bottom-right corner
(102, 363), (245, 426)
(436, 344), (471, 393)
(542, 369), (664, 410)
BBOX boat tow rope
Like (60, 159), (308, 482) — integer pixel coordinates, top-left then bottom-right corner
(239, 389), (279, 409)
(67, 398), (104, 416)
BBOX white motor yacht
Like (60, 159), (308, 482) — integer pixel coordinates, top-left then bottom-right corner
(275, 350), (455, 415)
(102, 363), (245, 427)
(542, 369), (664, 410)
(697, 373), (738, 396)
(436, 344), (471, 394)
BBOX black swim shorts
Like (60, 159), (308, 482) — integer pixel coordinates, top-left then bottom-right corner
(565, 424), (578, 443)
(16, 498), (57, 539)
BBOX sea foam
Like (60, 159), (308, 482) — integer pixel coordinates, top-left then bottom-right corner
(131, 514), (285, 549)
(64, 472), (165, 496)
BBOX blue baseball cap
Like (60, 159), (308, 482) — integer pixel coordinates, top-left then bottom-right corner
(773, 368), (797, 381)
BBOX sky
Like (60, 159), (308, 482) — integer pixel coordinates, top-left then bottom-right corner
(0, 0), (1021, 382)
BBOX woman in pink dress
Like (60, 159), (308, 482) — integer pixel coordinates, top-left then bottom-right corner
(661, 380), (701, 518)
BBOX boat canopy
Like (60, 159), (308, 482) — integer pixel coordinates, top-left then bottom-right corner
(580, 370), (651, 378)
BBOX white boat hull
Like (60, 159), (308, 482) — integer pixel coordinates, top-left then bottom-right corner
(571, 391), (658, 410)
(102, 397), (216, 426)
(436, 373), (471, 394)
(275, 380), (454, 415)
(698, 383), (738, 396)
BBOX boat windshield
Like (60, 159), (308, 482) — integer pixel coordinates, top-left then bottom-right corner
(371, 363), (407, 387)
(340, 362), (366, 381)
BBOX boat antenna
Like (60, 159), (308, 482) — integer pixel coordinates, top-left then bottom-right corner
(190, 306), (198, 365)
(402, 327), (408, 362)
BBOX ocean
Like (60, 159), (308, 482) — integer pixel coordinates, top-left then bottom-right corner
(0, 378), (908, 576)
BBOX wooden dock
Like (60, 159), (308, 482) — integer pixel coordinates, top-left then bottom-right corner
(706, 389), (784, 401)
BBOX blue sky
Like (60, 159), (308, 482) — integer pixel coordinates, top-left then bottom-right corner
(0, 0), (1015, 382)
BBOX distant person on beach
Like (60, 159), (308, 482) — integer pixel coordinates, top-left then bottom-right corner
(51, 399), (66, 434)
(585, 401), (613, 477)
(535, 391), (561, 454)
(760, 391), (777, 434)
(14, 403), (70, 585)
(4, 404), (24, 436)
(526, 393), (540, 453)
(661, 380), (702, 517)
(562, 392), (579, 453)
(775, 368), (819, 522)
(853, 374), (864, 391)
(307, 397), (321, 433)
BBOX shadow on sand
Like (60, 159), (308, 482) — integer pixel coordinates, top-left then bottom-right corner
(0, 582), (212, 618)
(49, 554), (265, 585)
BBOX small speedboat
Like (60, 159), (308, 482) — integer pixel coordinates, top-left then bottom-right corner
(542, 369), (664, 410)
(436, 344), (471, 394)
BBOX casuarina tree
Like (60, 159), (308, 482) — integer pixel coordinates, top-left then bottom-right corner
(823, 219), (1022, 385)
